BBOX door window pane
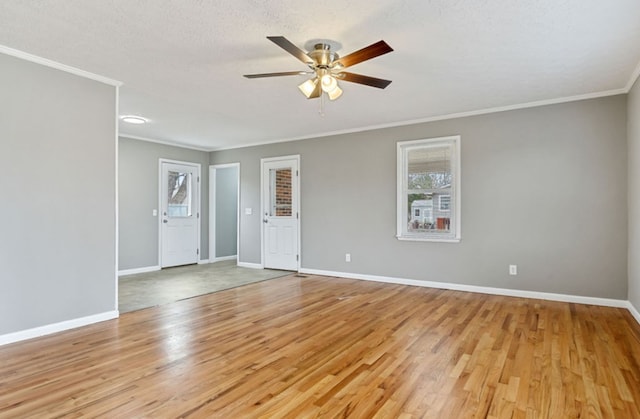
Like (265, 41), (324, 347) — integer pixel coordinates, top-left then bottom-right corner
(167, 171), (192, 217)
(270, 168), (292, 217)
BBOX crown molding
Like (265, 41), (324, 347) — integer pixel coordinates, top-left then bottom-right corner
(119, 134), (211, 152)
(213, 87), (628, 152)
(0, 44), (122, 87)
(625, 59), (640, 92)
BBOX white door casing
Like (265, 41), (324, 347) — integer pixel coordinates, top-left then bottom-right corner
(261, 156), (300, 271)
(160, 160), (200, 268)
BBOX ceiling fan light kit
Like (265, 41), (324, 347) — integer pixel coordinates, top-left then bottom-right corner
(244, 36), (393, 103)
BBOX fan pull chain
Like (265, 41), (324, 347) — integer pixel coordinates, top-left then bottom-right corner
(318, 92), (325, 117)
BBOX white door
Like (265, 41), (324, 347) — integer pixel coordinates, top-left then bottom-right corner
(160, 161), (200, 268)
(262, 156), (299, 270)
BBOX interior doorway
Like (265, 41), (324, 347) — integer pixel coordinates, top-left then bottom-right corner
(209, 163), (239, 263)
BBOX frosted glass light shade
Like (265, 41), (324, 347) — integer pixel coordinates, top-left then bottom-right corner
(320, 74), (338, 93)
(327, 86), (343, 101)
(298, 78), (318, 98)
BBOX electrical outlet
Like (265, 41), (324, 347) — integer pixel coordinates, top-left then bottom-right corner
(345, 253), (351, 262)
(509, 265), (517, 275)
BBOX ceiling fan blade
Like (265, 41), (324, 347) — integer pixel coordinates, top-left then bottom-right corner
(244, 71), (310, 78)
(337, 72), (392, 89)
(333, 40), (393, 69)
(267, 36), (313, 65)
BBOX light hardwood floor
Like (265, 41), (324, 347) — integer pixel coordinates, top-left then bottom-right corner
(1, 274), (640, 418)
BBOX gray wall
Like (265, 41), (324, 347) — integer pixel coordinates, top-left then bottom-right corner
(211, 95), (628, 299)
(0, 53), (117, 335)
(629, 78), (640, 310)
(118, 137), (210, 270)
(214, 166), (238, 258)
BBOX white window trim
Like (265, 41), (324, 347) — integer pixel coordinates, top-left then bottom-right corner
(396, 135), (461, 243)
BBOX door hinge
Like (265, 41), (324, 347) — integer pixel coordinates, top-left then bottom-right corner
(197, 248), (200, 255)
(296, 170), (299, 176)
(296, 255), (299, 261)
(296, 212), (299, 219)
(197, 212), (200, 218)
(197, 176), (200, 182)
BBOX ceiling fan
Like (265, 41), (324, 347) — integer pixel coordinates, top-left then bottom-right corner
(243, 36), (393, 101)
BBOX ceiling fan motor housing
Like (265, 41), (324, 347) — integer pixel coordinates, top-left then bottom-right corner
(308, 43), (339, 69)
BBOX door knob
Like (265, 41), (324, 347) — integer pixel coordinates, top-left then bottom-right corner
(163, 219), (168, 223)
(263, 219), (268, 223)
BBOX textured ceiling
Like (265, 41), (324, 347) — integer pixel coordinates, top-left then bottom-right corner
(1, 1), (639, 150)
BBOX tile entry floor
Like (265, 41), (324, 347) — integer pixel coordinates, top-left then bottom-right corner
(118, 260), (291, 313)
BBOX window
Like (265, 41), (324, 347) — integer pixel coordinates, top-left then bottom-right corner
(439, 195), (451, 211)
(269, 168), (292, 216)
(397, 136), (460, 242)
(167, 171), (192, 217)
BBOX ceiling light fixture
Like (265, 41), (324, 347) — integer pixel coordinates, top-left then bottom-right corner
(120, 115), (147, 124)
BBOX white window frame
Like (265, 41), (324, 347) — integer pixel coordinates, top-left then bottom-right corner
(396, 135), (461, 242)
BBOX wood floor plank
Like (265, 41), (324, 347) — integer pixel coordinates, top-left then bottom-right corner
(1, 274), (640, 418)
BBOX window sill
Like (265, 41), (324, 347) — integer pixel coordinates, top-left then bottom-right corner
(396, 235), (461, 243)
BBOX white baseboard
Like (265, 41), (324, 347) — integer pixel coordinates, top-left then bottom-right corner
(0, 310), (119, 346)
(298, 268), (630, 309)
(212, 255), (237, 263)
(197, 259), (210, 265)
(118, 265), (160, 276)
(237, 261), (263, 269)
(627, 301), (640, 324)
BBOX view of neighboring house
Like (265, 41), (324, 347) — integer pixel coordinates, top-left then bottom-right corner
(409, 188), (451, 231)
